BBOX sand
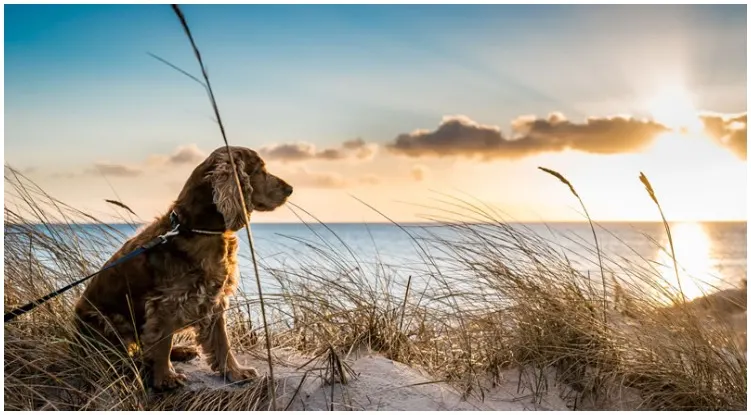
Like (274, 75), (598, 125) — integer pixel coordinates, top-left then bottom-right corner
(173, 348), (639, 411)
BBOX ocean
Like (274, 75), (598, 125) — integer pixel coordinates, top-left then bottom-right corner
(24, 221), (747, 303)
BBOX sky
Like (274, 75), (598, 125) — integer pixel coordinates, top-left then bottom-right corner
(4, 4), (748, 223)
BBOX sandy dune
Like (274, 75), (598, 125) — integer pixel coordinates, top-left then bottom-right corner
(172, 347), (645, 411)
(171, 285), (746, 411)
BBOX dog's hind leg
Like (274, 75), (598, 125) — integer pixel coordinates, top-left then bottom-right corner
(141, 300), (187, 390)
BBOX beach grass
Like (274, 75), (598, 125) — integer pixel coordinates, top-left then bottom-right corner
(3, 166), (746, 411)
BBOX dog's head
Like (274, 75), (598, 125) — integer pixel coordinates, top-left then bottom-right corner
(177, 146), (293, 231)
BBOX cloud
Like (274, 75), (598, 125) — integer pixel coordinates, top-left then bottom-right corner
(54, 144), (205, 179)
(342, 138), (378, 161)
(259, 139), (377, 163)
(146, 144), (207, 166)
(411, 165), (428, 182)
(168, 144), (206, 164)
(386, 114), (670, 160)
(54, 141), (380, 182)
(88, 144), (204, 176)
(512, 113), (670, 154)
(282, 168), (350, 189)
(86, 162), (142, 177)
(700, 112), (747, 160)
(260, 142), (341, 162)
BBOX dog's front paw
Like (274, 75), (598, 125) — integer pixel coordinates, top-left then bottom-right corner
(153, 370), (188, 391)
(227, 366), (259, 383)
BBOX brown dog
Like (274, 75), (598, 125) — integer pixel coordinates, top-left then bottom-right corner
(74, 146), (292, 390)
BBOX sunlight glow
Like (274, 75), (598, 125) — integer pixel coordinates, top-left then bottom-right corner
(647, 85), (703, 133)
(656, 222), (719, 300)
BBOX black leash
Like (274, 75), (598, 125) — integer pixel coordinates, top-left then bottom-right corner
(4, 213), (184, 323)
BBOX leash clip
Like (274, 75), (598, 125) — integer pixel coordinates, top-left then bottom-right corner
(159, 225), (180, 243)
(158, 210), (182, 243)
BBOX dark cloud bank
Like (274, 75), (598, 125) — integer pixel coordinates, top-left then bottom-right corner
(385, 112), (747, 160)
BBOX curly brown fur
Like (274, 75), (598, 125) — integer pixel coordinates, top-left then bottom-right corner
(74, 146), (292, 391)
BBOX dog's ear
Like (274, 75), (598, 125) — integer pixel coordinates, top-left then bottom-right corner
(208, 149), (253, 230)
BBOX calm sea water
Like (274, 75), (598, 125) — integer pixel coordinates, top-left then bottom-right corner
(20, 221), (747, 302)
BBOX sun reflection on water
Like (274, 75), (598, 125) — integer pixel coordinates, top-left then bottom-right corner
(655, 222), (720, 300)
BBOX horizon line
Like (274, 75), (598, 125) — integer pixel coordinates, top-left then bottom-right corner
(16, 219), (748, 227)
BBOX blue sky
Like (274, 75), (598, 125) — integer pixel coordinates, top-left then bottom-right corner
(4, 4), (747, 222)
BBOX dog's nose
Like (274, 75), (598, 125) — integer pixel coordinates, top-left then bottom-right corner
(282, 184), (293, 197)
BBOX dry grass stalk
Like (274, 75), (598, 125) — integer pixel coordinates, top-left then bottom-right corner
(639, 172), (685, 303)
(168, 4), (278, 409)
(538, 166), (608, 327)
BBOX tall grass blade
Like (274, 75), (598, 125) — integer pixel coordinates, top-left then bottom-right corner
(169, 4), (277, 409)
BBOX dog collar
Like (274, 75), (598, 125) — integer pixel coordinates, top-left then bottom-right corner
(169, 210), (226, 236)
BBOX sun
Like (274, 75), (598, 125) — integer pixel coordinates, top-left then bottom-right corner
(646, 85), (703, 133)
